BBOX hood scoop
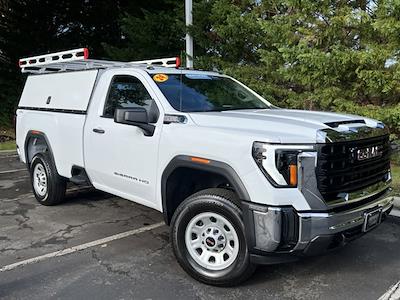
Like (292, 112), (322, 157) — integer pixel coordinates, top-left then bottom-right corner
(324, 119), (365, 128)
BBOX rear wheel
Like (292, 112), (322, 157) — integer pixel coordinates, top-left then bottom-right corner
(171, 188), (255, 286)
(29, 152), (66, 205)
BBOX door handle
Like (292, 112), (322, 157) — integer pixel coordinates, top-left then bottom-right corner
(93, 128), (105, 134)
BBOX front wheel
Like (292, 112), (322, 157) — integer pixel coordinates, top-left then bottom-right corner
(170, 188), (255, 286)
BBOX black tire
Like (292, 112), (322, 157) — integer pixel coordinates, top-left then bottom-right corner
(170, 188), (256, 286)
(29, 152), (66, 205)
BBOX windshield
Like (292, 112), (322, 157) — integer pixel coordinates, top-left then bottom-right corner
(152, 73), (270, 112)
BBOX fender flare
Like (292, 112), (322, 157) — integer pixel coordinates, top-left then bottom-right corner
(24, 130), (56, 170)
(161, 155), (250, 223)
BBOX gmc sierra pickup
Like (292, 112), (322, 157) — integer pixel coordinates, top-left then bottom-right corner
(16, 48), (394, 286)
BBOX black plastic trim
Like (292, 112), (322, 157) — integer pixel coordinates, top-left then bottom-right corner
(70, 165), (92, 185)
(250, 253), (299, 265)
(316, 134), (391, 196)
(241, 200), (257, 251)
(23, 131), (57, 172)
(161, 155), (250, 223)
(324, 119), (365, 128)
(19, 106), (86, 115)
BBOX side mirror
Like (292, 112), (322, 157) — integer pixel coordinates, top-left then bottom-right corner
(114, 107), (155, 136)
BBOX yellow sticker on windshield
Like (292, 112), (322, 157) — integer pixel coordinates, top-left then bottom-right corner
(153, 74), (169, 83)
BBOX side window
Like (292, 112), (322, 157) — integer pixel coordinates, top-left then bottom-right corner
(103, 75), (153, 118)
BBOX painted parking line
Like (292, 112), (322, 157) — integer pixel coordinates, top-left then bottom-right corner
(0, 221), (165, 272)
(0, 168), (27, 175)
(378, 281), (400, 300)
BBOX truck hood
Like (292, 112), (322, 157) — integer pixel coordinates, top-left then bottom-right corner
(188, 109), (382, 144)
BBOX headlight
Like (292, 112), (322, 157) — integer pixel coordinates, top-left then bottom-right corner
(276, 150), (299, 186)
(252, 142), (315, 187)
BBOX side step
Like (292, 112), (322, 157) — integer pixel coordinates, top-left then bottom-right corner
(70, 166), (91, 186)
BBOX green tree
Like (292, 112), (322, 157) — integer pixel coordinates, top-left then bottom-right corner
(0, 0), (128, 126)
(103, 0), (185, 61)
(260, 0), (400, 133)
(190, 0), (400, 136)
(191, 0), (290, 105)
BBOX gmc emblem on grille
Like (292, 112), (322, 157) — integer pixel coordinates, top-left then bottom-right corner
(351, 145), (383, 161)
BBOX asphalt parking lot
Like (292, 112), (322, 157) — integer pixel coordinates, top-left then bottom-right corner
(0, 151), (399, 300)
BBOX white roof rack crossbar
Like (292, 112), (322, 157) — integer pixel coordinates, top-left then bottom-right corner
(130, 57), (180, 68)
(19, 48), (89, 69)
(19, 48), (181, 74)
(20, 59), (130, 74)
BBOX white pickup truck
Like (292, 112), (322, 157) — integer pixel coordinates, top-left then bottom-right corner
(16, 48), (394, 286)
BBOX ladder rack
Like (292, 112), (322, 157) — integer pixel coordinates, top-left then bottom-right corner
(19, 48), (181, 74)
(131, 57), (180, 68)
(19, 48), (89, 69)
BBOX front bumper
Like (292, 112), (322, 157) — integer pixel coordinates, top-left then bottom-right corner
(242, 187), (394, 265)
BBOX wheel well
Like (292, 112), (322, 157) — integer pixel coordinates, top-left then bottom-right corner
(163, 167), (236, 224)
(25, 134), (50, 165)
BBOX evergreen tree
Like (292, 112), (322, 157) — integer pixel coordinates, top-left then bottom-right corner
(0, 0), (126, 126)
(103, 0), (185, 61)
(190, 0), (400, 135)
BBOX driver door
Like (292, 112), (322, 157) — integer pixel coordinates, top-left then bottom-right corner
(84, 71), (163, 209)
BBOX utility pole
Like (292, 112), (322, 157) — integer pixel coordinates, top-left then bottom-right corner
(185, 0), (193, 68)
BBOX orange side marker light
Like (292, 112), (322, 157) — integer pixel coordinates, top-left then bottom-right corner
(191, 157), (210, 164)
(289, 164), (297, 186)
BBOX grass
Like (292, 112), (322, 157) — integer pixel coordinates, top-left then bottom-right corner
(0, 127), (15, 139)
(0, 126), (16, 151)
(392, 140), (400, 195)
(0, 140), (16, 151)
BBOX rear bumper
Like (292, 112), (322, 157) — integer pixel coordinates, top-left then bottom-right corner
(243, 188), (394, 265)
